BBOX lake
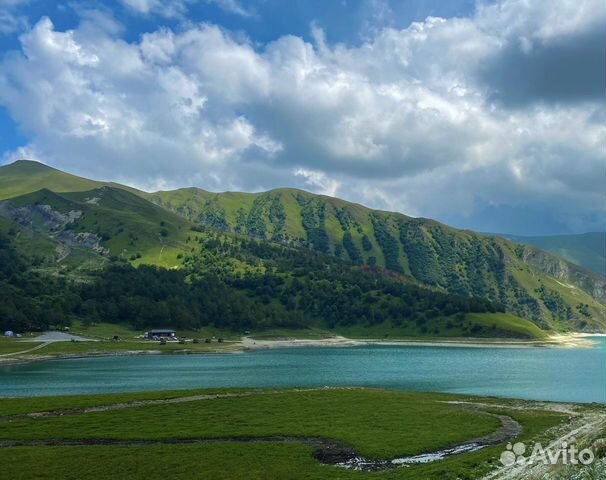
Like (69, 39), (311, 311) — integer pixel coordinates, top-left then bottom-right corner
(1, 337), (604, 402)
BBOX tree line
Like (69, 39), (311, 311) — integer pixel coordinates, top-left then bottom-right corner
(0, 230), (504, 333)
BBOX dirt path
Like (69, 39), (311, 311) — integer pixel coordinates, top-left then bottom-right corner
(0, 388), (357, 421)
(445, 400), (582, 417)
(480, 407), (605, 480)
(1, 331), (97, 358)
(0, 342), (50, 357)
(0, 436), (381, 470)
(0, 436), (348, 449)
(464, 408), (523, 445)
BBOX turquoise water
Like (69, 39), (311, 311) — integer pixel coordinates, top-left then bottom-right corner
(1, 337), (604, 402)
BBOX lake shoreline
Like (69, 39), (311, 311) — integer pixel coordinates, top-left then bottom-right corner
(0, 331), (600, 366)
(240, 332), (599, 351)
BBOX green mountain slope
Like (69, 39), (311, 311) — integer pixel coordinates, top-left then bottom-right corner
(0, 223), (545, 339)
(1, 160), (605, 332)
(150, 187), (606, 331)
(492, 232), (605, 277)
(0, 160), (142, 200)
(0, 186), (195, 268)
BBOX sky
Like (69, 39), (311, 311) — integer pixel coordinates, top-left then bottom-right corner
(0, 0), (604, 235)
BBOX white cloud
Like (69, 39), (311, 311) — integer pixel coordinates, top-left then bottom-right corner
(1, 144), (44, 164)
(0, 0), (28, 35)
(0, 0), (604, 234)
(0, 11), (25, 34)
(119, 0), (253, 19)
(208, 0), (254, 18)
(294, 168), (340, 197)
(120, 0), (187, 18)
(0, 18), (278, 188)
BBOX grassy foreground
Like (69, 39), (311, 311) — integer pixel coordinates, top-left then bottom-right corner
(0, 388), (572, 480)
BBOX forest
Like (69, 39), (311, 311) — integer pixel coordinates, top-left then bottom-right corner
(0, 230), (503, 333)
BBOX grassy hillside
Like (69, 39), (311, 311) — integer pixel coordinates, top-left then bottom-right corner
(150, 187), (390, 266)
(0, 159), (145, 200)
(0, 187), (197, 268)
(1, 214), (540, 339)
(333, 312), (548, 340)
(494, 232), (605, 277)
(0, 216), (57, 263)
(61, 187), (196, 267)
(150, 188), (606, 331)
(1, 160), (604, 331)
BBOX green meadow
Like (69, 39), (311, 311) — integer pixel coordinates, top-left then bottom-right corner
(0, 388), (570, 480)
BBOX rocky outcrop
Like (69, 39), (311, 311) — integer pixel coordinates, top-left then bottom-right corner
(519, 245), (606, 306)
(54, 231), (109, 256)
(0, 201), (108, 259)
(0, 201), (82, 231)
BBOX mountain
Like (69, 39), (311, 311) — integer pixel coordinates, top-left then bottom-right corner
(0, 163), (527, 337)
(149, 186), (606, 330)
(0, 185), (193, 269)
(1, 160), (605, 332)
(489, 232), (605, 277)
(0, 159), (144, 200)
(0, 223), (546, 339)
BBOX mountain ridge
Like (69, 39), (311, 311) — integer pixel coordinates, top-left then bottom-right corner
(486, 232), (605, 277)
(1, 159), (604, 331)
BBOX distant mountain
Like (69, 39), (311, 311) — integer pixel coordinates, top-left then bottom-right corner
(0, 159), (142, 200)
(489, 232), (605, 277)
(1, 160), (605, 332)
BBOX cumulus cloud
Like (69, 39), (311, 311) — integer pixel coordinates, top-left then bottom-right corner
(474, 0), (606, 106)
(294, 168), (341, 197)
(0, 0), (604, 234)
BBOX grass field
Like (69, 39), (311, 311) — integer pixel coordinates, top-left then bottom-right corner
(244, 326), (336, 340)
(0, 388), (570, 480)
(0, 339), (240, 357)
(333, 312), (549, 340)
(0, 336), (43, 354)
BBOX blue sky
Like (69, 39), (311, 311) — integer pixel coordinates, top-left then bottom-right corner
(0, 0), (603, 235)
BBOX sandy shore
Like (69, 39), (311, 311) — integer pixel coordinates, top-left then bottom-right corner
(1, 331), (601, 366)
(240, 332), (602, 350)
(546, 332), (605, 348)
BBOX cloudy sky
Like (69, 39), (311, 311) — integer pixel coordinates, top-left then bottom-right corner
(0, 0), (603, 235)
